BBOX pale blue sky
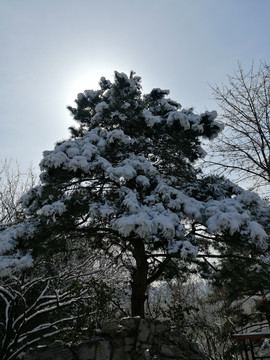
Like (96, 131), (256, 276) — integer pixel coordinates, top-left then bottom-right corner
(1, 0), (270, 170)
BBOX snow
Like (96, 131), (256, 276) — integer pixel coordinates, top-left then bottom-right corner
(156, 182), (203, 221)
(245, 221), (268, 249)
(3, 126), (270, 274)
(90, 203), (116, 218)
(112, 189), (189, 241)
(204, 196), (268, 249)
(1, 71), (270, 276)
(107, 129), (131, 144)
(142, 109), (161, 128)
(191, 123), (204, 133)
(67, 156), (90, 172)
(122, 102), (131, 109)
(113, 212), (153, 238)
(206, 210), (249, 235)
(40, 128), (133, 176)
(152, 88), (170, 96)
(38, 201), (67, 222)
(0, 220), (37, 277)
(0, 253), (33, 277)
(112, 185), (197, 252)
(159, 98), (179, 112)
(122, 190), (140, 213)
(237, 190), (263, 206)
(66, 146), (80, 158)
(0, 223), (35, 254)
(136, 175), (150, 188)
(83, 89), (98, 100)
(112, 165), (137, 181)
(111, 111), (127, 121)
(154, 212), (180, 239)
(167, 111), (190, 130)
(76, 92), (84, 101)
(95, 101), (109, 113)
(41, 151), (68, 168)
(81, 143), (96, 161)
(180, 240), (198, 259)
(182, 197), (204, 221)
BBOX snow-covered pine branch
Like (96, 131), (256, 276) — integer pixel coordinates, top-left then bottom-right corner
(1, 70), (269, 320)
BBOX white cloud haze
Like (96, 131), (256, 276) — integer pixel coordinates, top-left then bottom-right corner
(1, 0), (270, 170)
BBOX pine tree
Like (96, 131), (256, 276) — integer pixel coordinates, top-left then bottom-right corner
(0, 71), (268, 317)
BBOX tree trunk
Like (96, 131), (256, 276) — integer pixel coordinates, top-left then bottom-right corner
(130, 239), (148, 318)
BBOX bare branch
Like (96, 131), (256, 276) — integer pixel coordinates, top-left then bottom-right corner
(207, 62), (270, 193)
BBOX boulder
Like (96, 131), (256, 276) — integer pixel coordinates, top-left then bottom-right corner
(24, 341), (75, 360)
(24, 318), (207, 360)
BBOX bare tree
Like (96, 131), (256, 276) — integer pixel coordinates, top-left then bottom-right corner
(0, 256), (106, 360)
(0, 160), (36, 224)
(207, 62), (270, 193)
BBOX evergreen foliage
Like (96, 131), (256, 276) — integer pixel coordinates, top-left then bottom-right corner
(0, 71), (269, 318)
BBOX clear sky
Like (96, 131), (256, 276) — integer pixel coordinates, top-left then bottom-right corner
(1, 0), (270, 171)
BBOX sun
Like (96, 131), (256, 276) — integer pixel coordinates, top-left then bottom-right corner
(65, 65), (118, 101)
(62, 60), (135, 106)
(66, 68), (112, 101)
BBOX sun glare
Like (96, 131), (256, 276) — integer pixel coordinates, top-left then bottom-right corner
(64, 67), (116, 105)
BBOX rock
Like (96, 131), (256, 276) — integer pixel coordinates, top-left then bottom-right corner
(137, 318), (152, 343)
(124, 344), (134, 353)
(24, 317), (207, 360)
(24, 341), (75, 360)
(71, 338), (99, 360)
(124, 336), (136, 346)
(144, 349), (151, 359)
(95, 338), (111, 360)
(120, 316), (141, 331)
(160, 343), (181, 357)
(101, 319), (120, 333)
(112, 347), (132, 360)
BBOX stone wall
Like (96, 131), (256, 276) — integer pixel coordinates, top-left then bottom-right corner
(24, 317), (207, 360)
